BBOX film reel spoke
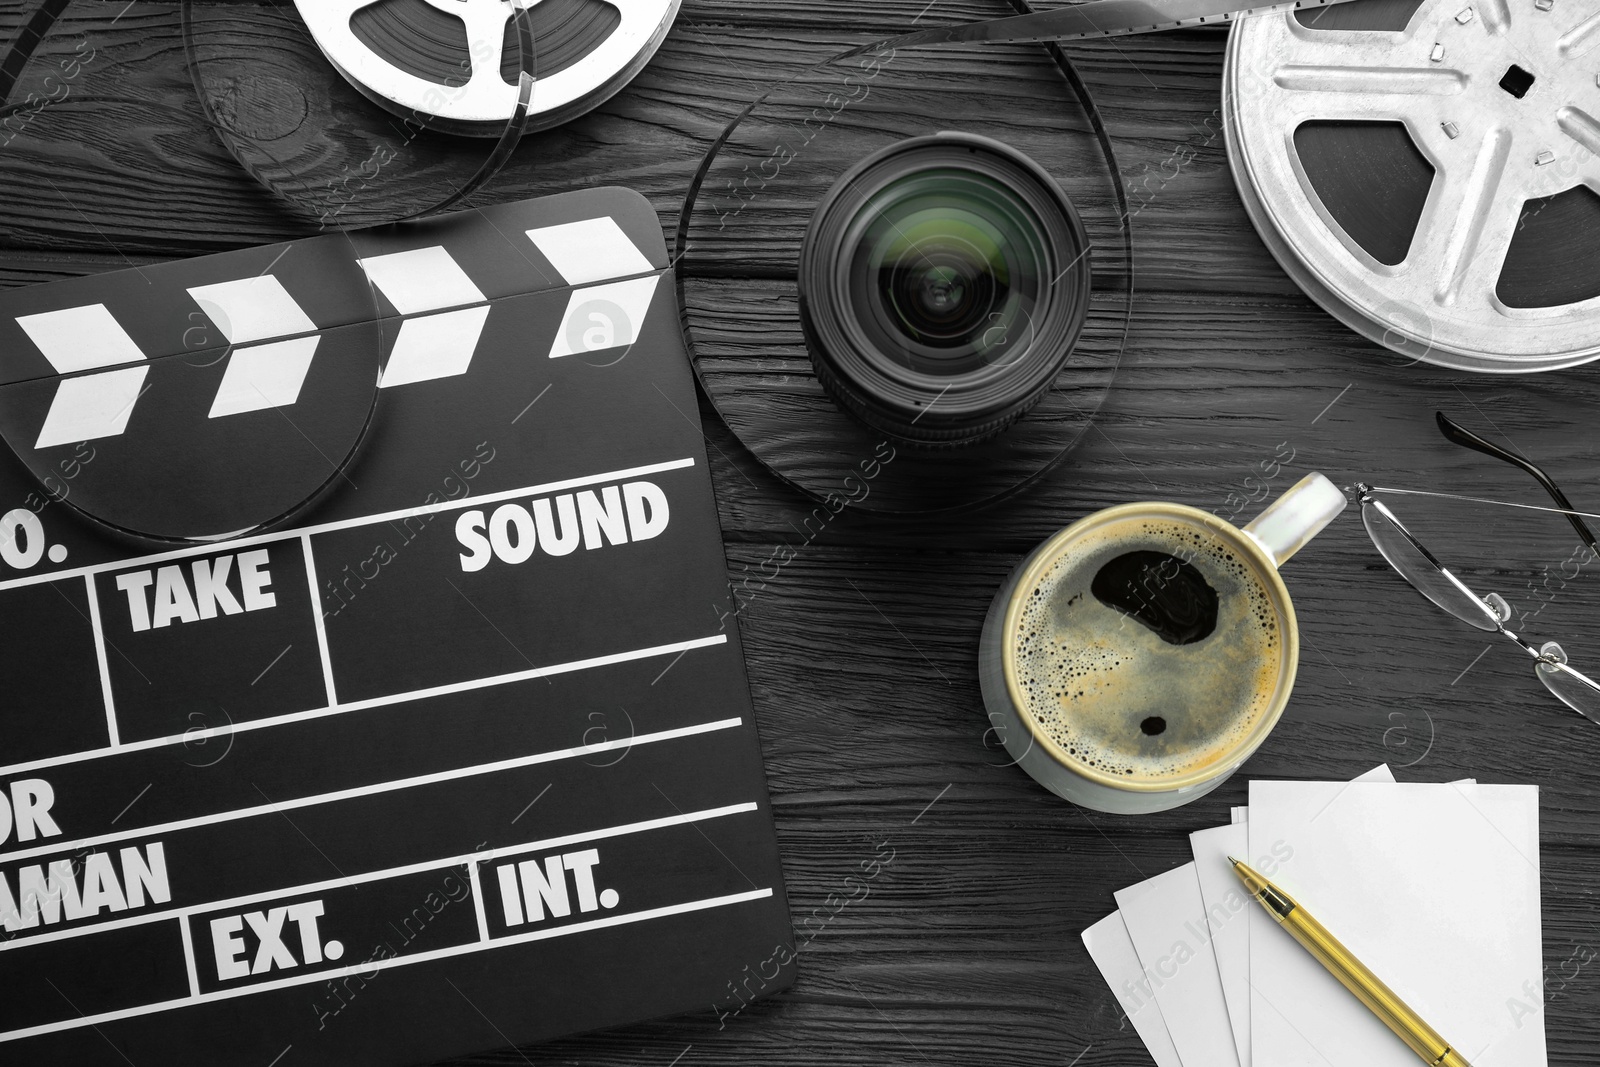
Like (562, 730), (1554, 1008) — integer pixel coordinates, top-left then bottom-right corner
(305, 0), (522, 127)
(455, 0), (517, 93)
(1476, 0), (1511, 33)
(1556, 9), (1600, 55)
(1556, 106), (1600, 192)
(1269, 27), (1424, 70)
(1262, 84), (1459, 127)
(1247, 16), (1464, 122)
(1571, 150), (1600, 201)
(1272, 67), (1466, 102)
(1405, 128), (1521, 308)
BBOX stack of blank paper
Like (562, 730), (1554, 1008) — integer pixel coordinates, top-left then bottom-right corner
(1082, 766), (1546, 1066)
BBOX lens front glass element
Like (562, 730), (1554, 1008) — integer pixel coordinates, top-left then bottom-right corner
(848, 168), (1047, 377)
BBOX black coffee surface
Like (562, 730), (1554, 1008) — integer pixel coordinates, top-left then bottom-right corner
(1014, 516), (1283, 781)
(1090, 550), (1219, 645)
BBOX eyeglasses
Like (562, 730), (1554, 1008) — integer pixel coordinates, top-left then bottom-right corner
(1355, 413), (1600, 724)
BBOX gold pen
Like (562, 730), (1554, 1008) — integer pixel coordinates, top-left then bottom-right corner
(1229, 857), (1471, 1067)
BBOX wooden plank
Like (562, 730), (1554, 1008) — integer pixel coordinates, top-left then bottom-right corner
(2, 3), (1597, 1065)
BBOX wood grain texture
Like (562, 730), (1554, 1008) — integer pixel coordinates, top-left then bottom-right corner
(2, 1), (1598, 1064)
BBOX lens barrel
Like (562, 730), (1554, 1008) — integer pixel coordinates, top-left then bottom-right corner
(799, 132), (1091, 448)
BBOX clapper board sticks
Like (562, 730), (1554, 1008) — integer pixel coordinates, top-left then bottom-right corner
(0, 188), (794, 1065)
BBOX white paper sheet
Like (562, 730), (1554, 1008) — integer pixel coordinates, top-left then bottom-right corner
(1189, 822), (1252, 1063)
(1248, 781), (1545, 1067)
(1191, 765), (1396, 1067)
(1117, 863), (1241, 1067)
(1082, 910), (1184, 1067)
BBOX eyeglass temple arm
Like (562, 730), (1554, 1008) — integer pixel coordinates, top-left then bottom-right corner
(1436, 411), (1599, 555)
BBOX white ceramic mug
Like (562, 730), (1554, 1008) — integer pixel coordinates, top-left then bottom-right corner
(978, 473), (1347, 814)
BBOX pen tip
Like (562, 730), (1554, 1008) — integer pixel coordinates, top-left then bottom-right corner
(1226, 855), (1241, 866)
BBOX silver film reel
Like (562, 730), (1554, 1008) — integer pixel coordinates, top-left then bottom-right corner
(1226, 0), (1600, 371)
(295, 0), (680, 136)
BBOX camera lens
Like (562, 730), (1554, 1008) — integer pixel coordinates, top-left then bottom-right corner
(800, 132), (1090, 448)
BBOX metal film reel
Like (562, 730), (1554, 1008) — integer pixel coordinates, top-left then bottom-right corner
(295, 0), (680, 136)
(1226, 0), (1600, 371)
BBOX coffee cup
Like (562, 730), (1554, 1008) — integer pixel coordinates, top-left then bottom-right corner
(978, 473), (1347, 814)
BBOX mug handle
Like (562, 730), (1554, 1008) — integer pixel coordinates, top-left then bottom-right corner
(1242, 472), (1347, 569)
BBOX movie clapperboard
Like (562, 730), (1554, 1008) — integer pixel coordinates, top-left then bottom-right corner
(0, 188), (795, 1065)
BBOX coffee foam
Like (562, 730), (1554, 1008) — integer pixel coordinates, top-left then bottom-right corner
(1011, 515), (1284, 783)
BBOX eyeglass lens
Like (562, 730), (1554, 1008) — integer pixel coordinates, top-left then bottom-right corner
(1538, 656), (1600, 723)
(1360, 498), (1502, 632)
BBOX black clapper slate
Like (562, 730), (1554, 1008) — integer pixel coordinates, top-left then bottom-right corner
(0, 188), (795, 1066)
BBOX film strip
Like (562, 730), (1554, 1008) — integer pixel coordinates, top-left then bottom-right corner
(181, 0), (539, 229)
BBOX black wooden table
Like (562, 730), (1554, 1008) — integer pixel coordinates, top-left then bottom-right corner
(2, 2), (1597, 1064)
